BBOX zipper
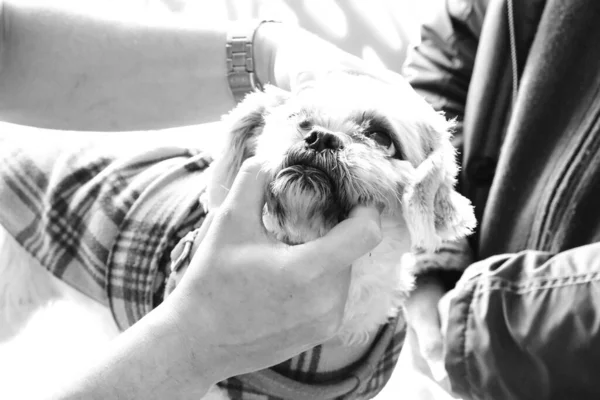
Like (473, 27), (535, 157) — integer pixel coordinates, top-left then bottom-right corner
(506, 0), (520, 107)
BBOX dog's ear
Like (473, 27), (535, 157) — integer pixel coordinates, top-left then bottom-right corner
(206, 86), (289, 209)
(402, 120), (476, 252)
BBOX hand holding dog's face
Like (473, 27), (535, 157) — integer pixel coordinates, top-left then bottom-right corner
(164, 160), (384, 379)
(198, 73), (476, 343)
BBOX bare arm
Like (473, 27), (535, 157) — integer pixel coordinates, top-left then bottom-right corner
(0, 0), (404, 132)
(0, 0), (238, 131)
(48, 304), (222, 400)
(44, 160), (382, 399)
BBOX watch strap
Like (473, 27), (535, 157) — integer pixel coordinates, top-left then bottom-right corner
(226, 20), (277, 102)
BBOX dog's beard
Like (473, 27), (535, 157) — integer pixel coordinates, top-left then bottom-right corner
(264, 143), (352, 245)
(260, 141), (412, 345)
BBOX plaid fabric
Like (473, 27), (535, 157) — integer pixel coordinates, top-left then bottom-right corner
(218, 316), (406, 400)
(0, 135), (405, 399)
(0, 136), (211, 329)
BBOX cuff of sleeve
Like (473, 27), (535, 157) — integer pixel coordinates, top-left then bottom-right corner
(411, 237), (474, 276)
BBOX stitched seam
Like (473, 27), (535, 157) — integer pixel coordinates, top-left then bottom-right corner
(534, 81), (600, 249)
(458, 282), (478, 399)
(546, 106), (600, 251)
(474, 271), (600, 295)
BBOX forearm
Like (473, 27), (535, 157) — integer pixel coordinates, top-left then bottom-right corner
(46, 303), (224, 400)
(0, 1), (405, 132)
(0, 0), (235, 131)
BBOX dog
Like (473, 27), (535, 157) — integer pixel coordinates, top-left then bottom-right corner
(165, 72), (476, 399)
(0, 71), (474, 400)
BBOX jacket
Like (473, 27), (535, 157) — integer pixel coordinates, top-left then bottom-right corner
(404, 0), (600, 398)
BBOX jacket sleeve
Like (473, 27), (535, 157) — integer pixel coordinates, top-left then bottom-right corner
(445, 243), (600, 400)
(403, 0), (487, 280)
(403, 0), (485, 128)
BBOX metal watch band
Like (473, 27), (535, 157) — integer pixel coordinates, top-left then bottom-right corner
(226, 20), (276, 102)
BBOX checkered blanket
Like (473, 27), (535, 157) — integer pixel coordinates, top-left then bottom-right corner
(0, 135), (404, 399)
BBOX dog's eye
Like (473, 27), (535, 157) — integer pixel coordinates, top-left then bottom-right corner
(370, 131), (391, 147)
(298, 119), (312, 130)
(367, 131), (396, 156)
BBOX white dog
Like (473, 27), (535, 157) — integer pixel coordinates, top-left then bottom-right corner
(0, 72), (475, 400)
(165, 72), (476, 399)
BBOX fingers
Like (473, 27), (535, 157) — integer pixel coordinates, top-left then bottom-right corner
(438, 288), (456, 341)
(436, 289), (458, 387)
(294, 71), (318, 90)
(290, 206), (383, 274)
(221, 158), (269, 226)
(405, 276), (447, 380)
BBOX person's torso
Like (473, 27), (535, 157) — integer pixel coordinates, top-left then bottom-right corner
(461, 0), (600, 259)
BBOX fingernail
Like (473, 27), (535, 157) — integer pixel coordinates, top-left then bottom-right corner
(429, 359), (448, 382)
(240, 157), (263, 174)
(296, 71), (317, 87)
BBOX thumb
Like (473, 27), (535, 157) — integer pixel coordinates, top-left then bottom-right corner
(412, 312), (444, 375)
(289, 206), (383, 275)
(438, 288), (456, 341)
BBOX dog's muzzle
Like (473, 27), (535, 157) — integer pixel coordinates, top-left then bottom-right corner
(303, 128), (344, 152)
(263, 141), (352, 239)
(280, 141), (344, 185)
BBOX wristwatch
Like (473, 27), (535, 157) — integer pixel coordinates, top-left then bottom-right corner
(226, 20), (276, 102)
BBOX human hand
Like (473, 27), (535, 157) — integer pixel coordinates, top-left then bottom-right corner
(162, 158), (383, 382)
(253, 22), (408, 93)
(405, 275), (448, 380)
(405, 274), (461, 395)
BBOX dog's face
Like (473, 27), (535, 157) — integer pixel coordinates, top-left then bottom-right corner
(163, 73), (476, 344)
(207, 73), (475, 251)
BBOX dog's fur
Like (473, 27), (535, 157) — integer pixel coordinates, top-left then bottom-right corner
(197, 72), (475, 344)
(189, 72), (475, 399)
(0, 72), (475, 400)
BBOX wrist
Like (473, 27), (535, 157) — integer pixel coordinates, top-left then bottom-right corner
(253, 21), (287, 89)
(151, 297), (232, 386)
(43, 302), (223, 400)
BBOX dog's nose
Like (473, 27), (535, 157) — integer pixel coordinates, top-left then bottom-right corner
(304, 129), (343, 152)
